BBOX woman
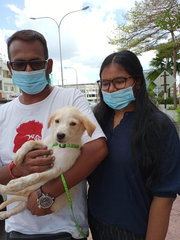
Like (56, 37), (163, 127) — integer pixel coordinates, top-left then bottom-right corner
(88, 50), (180, 240)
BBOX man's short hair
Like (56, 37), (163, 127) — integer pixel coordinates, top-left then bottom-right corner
(7, 29), (49, 60)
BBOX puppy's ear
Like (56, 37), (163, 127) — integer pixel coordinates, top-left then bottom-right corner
(47, 114), (55, 128)
(81, 115), (96, 137)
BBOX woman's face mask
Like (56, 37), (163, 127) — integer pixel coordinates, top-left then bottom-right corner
(12, 69), (48, 95)
(102, 86), (135, 110)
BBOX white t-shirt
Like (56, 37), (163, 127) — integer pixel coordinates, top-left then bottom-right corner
(0, 86), (105, 239)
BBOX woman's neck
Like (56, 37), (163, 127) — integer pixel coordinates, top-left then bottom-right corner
(113, 102), (135, 128)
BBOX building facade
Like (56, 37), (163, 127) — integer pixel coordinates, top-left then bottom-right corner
(64, 82), (99, 104)
(0, 58), (20, 101)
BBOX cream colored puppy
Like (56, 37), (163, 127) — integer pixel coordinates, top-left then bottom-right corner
(0, 106), (96, 219)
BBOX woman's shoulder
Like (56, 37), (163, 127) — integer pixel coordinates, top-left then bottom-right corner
(150, 109), (173, 124)
(152, 110), (179, 137)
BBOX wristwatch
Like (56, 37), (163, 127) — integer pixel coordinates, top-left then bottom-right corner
(36, 187), (55, 209)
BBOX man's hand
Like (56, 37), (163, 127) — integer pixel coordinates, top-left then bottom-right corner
(12, 147), (55, 177)
(27, 191), (53, 216)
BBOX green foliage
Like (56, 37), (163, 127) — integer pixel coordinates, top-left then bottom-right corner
(176, 108), (180, 123)
(109, 0), (180, 54)
(156, 7), (180, 31)
(168, 106), (177, 110)
(157, 97), (174, 104)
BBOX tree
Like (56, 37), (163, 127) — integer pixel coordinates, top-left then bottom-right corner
(109, 0), (180, 106)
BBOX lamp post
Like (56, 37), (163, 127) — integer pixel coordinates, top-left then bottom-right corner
(30, 6), (89, 87)
(64, 66), (78, 88)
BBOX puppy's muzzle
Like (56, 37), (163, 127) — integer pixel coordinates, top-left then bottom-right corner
(57, 133), (65, 141)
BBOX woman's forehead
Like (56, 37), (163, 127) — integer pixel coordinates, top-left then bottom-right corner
(101, 63), (128, 78)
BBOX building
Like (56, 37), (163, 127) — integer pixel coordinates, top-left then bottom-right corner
(0, 58), (20, 101)
(64, 82), (99, 104)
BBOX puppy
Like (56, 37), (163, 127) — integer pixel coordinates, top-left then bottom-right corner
(0, 106), (96, 219)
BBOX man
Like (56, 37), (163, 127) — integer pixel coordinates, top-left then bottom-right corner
(0, 29), (107, 240)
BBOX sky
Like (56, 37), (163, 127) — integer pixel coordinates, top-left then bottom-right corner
(0, 0), (155, 86)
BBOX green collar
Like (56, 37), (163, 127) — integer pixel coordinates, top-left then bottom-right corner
(51, 142), (80, 149)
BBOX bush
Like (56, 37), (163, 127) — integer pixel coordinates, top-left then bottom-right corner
(176, 108), (180, 123)
(168, 106), (177, 110)
(157, 97), (177, 104)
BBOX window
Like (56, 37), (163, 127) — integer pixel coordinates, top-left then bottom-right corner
(4, 86), (8, 91)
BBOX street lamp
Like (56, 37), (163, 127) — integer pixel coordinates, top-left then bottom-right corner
(30, 6), (89, 87)
(64, 66), (78, 88)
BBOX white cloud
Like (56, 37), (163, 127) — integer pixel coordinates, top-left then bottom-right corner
(0, 0), (153, 85)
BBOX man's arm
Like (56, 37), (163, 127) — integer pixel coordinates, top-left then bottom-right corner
(27, 137), (107, 215)
(0, 165), (13, 185)
(145, 196), (175, 240)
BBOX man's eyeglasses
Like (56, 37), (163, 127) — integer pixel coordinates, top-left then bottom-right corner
(97, 76), (132, 91)
(9, 60), (48, 71)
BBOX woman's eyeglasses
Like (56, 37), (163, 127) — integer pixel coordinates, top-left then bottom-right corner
(9, 60), (48, 71)
(97, 76), (132, 91)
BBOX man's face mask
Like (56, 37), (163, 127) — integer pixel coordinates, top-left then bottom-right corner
(12, 69), (48, 95)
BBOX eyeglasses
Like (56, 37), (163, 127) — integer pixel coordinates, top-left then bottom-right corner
(97, 76), (132, 91)
(9, 60), (48, 71)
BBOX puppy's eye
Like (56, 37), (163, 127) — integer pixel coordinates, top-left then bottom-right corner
(70, 122), (76, 126)
(55, 119), (59, 123)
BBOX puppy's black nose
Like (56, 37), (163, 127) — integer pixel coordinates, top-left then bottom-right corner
(57, 133), (65, 140)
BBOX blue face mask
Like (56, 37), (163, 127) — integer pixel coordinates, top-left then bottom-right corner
(102, 86), (135, 110)
(12, 69), (48, 95)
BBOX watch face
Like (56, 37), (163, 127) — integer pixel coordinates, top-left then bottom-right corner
(38, 194), (54, 209)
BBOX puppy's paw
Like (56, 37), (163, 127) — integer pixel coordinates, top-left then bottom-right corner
(0, 211), (8, 220)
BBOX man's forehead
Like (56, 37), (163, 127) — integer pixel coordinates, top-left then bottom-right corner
(9, 40), (45, 60)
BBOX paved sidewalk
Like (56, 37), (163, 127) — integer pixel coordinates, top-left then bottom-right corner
(166, 196), (180, 240)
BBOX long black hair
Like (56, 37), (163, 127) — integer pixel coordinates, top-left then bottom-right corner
(94, 50), (169, 189)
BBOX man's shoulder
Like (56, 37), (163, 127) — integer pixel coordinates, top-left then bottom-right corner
(0, 99), (17, 111)
(54, 86), (83, 101)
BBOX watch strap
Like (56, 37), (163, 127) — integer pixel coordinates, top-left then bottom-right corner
(36, 187), (43, 198)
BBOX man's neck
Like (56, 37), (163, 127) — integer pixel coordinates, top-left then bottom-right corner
(19, 85), (54, 105)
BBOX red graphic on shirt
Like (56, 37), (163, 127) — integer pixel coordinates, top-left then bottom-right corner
(13, 120), (43, 153)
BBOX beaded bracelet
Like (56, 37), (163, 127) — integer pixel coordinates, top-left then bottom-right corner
(8, 161), (17, 179)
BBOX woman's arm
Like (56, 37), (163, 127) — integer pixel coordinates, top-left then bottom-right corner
(145, 196), (175, 240)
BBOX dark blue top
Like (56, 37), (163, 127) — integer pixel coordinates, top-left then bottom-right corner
(88, 111), (180, 235)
